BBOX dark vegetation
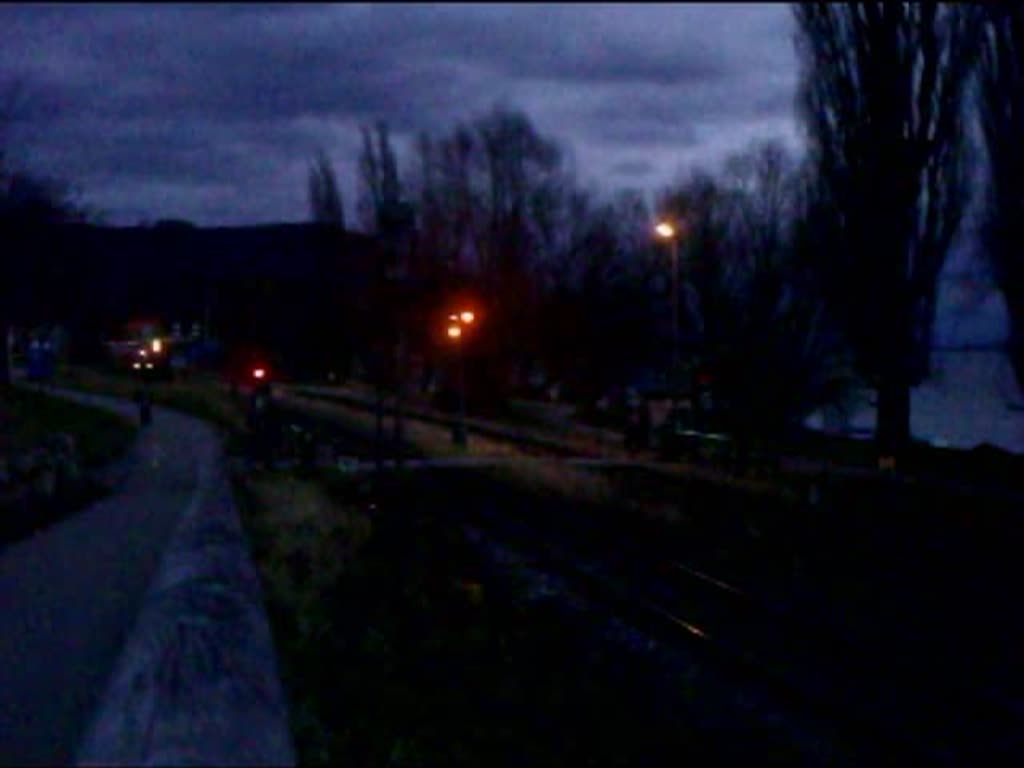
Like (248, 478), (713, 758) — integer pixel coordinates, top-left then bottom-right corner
(979, 4), (1024, 388)
(234, 433), (1024, 764)
(237, 467), (815, 767)
(0, 388), (133, 464)
(0, 387), (136, 545)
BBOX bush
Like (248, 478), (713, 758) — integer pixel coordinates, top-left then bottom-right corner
(0, 386), (137, 544)
(0, 387), (136, 468)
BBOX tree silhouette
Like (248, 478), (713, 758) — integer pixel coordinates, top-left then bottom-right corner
(307, 148), (345, 229)
(357, 121), (402, 234)
(978, 5), (1024, 387)
(1, 79), (91, 386)
(793, 3), (982, 458)
(656, 142), (853, 449)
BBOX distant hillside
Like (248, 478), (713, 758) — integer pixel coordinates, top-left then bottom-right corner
(4, 221), (380, 370)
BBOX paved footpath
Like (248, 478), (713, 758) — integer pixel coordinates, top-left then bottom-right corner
(0, 388), (294, 766)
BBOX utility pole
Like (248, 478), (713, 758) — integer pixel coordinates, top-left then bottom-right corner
(3, 323), (12, 385)
(446, 310), (475, 446)
(385, 201), (415, 468)
(203, 280), (212, 342)
(670, 234), (680, 376)
(655, 220), (683, 401)
(393, 329), (406, 467)
(372, 255), (387, 474)
(376, 200), (416, 469)
(375, 375), (384, 472)
(455, 330), (467, 445)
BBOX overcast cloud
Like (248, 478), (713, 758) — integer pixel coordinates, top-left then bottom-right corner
(0, 3), (801, 227)
(0, 2), (1005, 343)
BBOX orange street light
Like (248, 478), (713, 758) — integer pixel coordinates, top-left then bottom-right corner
(445, 312), (472, 446)
(655, 221), (676, 239)
(655, 218), (685, 397)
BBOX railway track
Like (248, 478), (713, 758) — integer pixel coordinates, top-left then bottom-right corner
(261, 395), (1024, 765)
(455, 488), (1024, 766)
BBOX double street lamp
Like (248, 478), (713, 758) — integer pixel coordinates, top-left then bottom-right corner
(446, 309), (476, 446)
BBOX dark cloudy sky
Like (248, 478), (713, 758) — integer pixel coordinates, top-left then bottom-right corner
(1, 3), (802, 227)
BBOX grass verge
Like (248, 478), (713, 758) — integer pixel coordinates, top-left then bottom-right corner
(0, 384), (138, 544)
(55, 367), (249, 439)
(1, 385), (137, 468)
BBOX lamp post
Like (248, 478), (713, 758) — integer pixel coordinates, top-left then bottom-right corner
(655, 220), (682, 391)
(447, 309), (476, 446)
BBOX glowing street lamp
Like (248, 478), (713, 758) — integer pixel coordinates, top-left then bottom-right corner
(445, 308), (477, 446)
(655, 221), (676, 239)
(655, 218), (684, 393)
(449, 309), (475, 325)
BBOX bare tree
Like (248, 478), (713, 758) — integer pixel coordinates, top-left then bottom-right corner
(0, 79), (27, 178)
(412, 129), (475, 280)
(437, 124), (482, 272)
(978, 5), (1024, 387)
(720, 143), (853, 447)
(793, 3), (983, 459)
(0, 174), (89, 385)
(723, 139), (799, 270)
(307, 148), (345, 229)
(654, 145), (852, 454)
(405, 107), (567, 394)
(0, 82), (13, 388)
(409, 106), (562, 282)
(1, 79), (92, 386)
(357, 121), (402, 233)
(355, 120), (417, 456)
(472, 106), (561, 285)
(656, 169), (733, 358)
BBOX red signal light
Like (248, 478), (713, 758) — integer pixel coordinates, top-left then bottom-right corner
(253, 367), (266, 380)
